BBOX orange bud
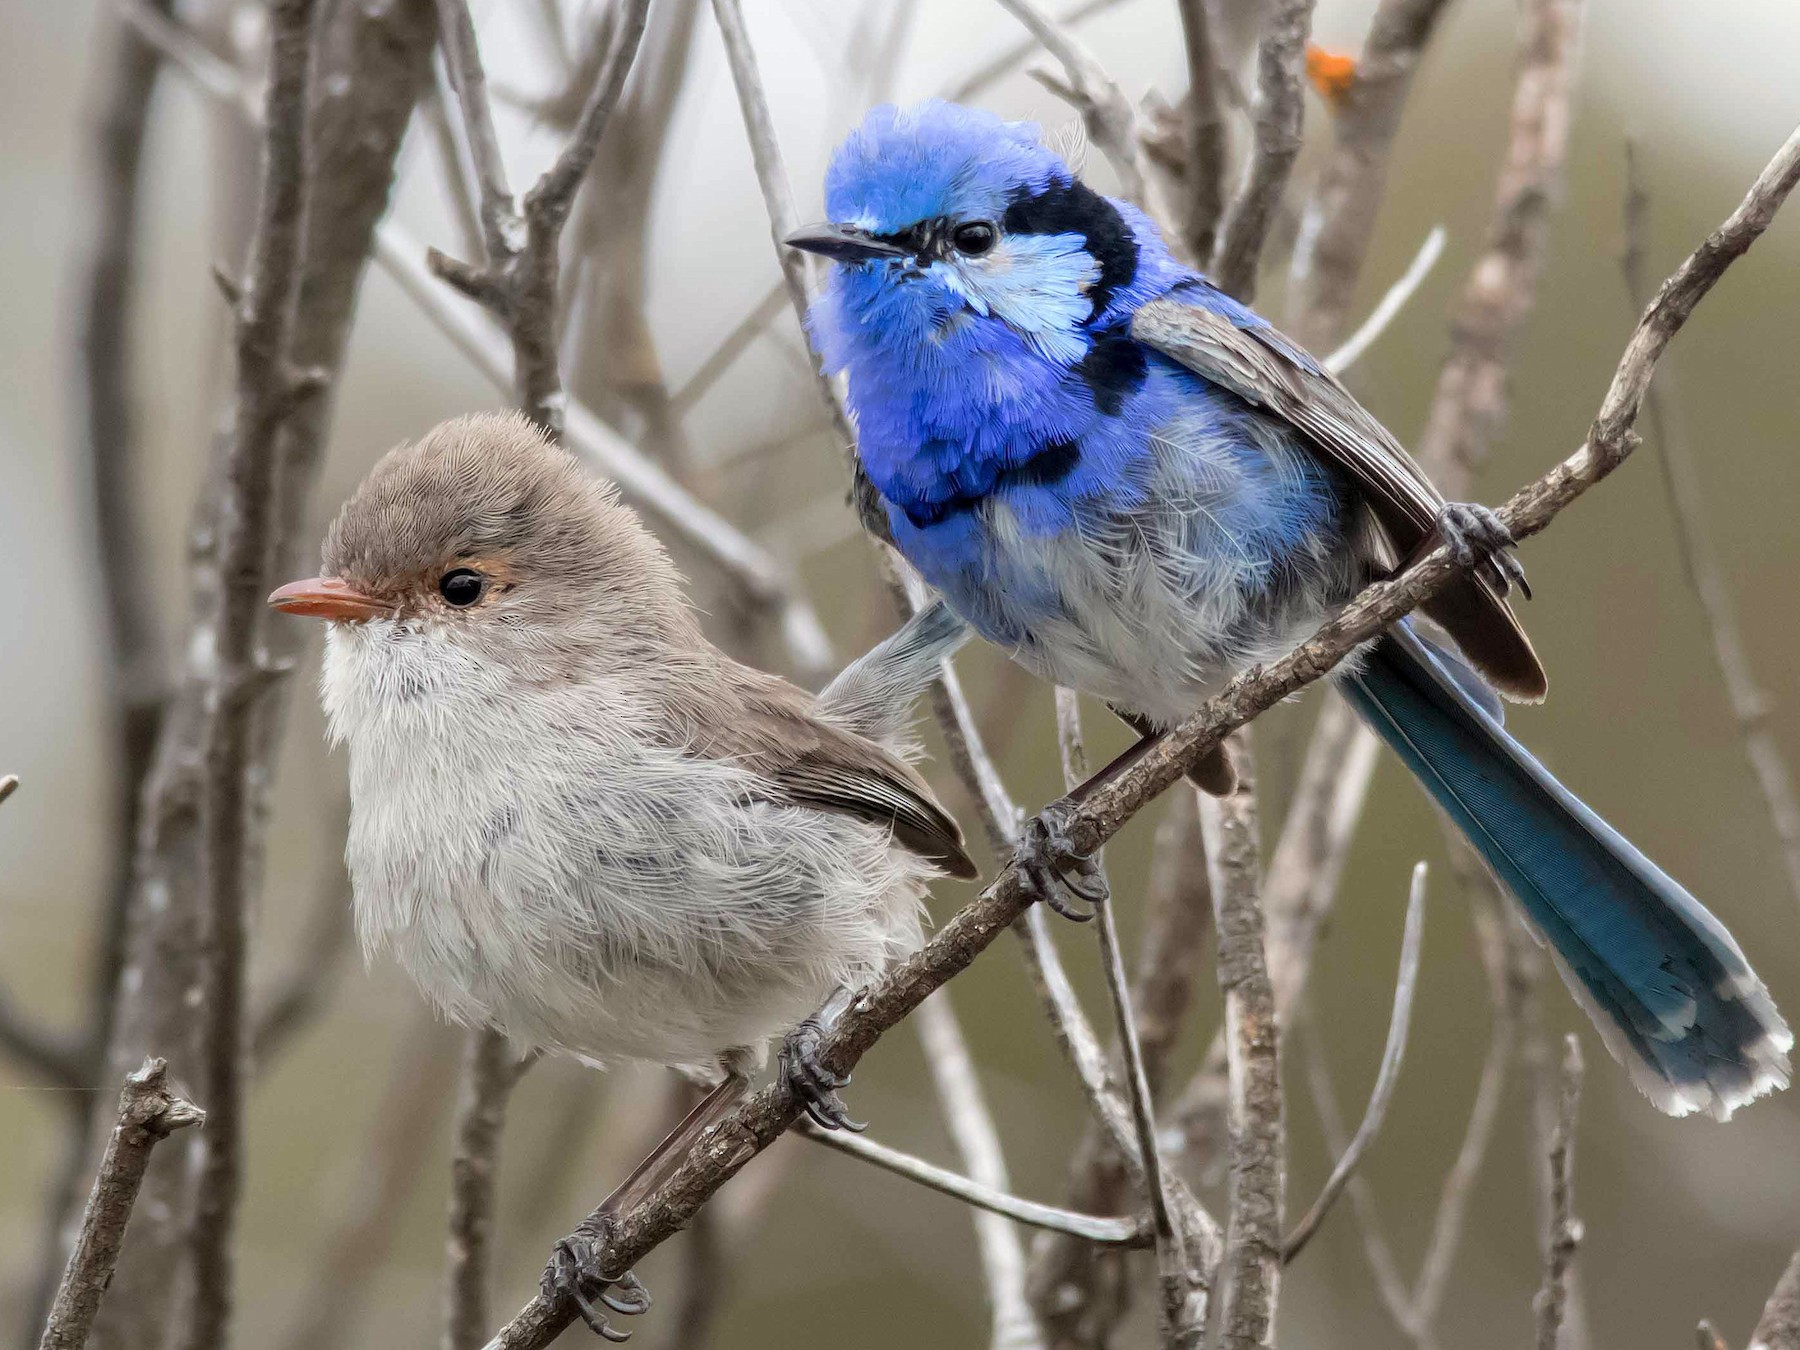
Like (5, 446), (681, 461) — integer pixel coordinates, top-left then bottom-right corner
(1305, 44), (1358, 107)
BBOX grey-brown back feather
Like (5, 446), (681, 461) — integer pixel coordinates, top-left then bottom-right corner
(1132, 297), (1548, 703)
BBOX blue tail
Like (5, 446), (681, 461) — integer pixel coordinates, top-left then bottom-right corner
(1341, 622), (1791, 1119)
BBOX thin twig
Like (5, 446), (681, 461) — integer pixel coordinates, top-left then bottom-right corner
(941, 0), (1129, 102)
(1414, 0), (1585, 484)
(915, 992), (1045, 1350)
(279, 1011), (462, 1350)
(1532, 1035), (1584, 1350)
(1282, 862), (1425, 1263)
(800, 1121), (1145, 1246)
(1175, 0), (1229, 261)
(1287, 0), (1454, 351)
(185, 4), (321, 1344)
(1211, 0), (1316, 301)
(430, 0), (653, 430)
(445, 1029), (539, 1350)
(1621, 143), (1800, 915)
(1200, 738), (1283, 1350)
(993, 0), (1172, 224)
(480, 127), (1800, 1349)
(37, 1060), (204, 1350)
(1751, 1252), (1800, 1350)
(1323, 224), (1447, 374)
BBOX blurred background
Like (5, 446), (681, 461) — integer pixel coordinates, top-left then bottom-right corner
(4, 0), (1800, 1346)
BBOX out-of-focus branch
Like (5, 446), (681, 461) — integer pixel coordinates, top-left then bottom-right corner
(1414, 0), (1585, 483)
(482, 129), (1800, 1348)
(1532, 1035), (1584, 1350)
(279, 1010), (461, 1350)
(185, 5), (322, 1345)
(992, 0), (1174, 225)
(445, 1030), (539, 1350)
(1175, 0), (1228, 262)
(1750, 1252), (1800, 1350)
(1282, 862), (1424, 1263)
(1199, 738), (1283, 1350)
(92, 6), (440, 1344)
(1287, 0), (1454, 351)
(429, 0), (652, 431)
(1210, 0), (1315, 301)
(1322, 224), (1447, 375)
(248, 862), (353, 1062)
(915, 992), (1048, 1350)
(942, 0), (1129, 102)
(1621, 144), (1800, 915)
(37, 1060), (204, 1350)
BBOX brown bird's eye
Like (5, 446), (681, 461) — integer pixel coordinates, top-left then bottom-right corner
(439, 568), (486, 608)
(951, 221), (997, 256)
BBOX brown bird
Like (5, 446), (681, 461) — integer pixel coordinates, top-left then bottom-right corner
(270, 412), (975, 1335)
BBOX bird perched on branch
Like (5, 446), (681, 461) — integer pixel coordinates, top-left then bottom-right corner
(791, 99), (1791, 1120)
(270, 412), (974, 1335)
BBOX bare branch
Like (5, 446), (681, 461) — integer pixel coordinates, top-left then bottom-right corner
(915, 992), (1045, 1350)
(1283, 862), (1425, 1263)
(1751, 1252), (1800, 1350)
(1287, 0), (1455, 350)
(1211, 0), (1316, 301)
(1532, 1035), (1584, 1350)
(279, 1011), (462, 1350)
(1175, 0), (1229, 261)
(37, 1059), (204, 1350)
(1414, 0), (1585, 485)
(480, 124), (1800, 1350)
(1323, 224), (1447, 374)
(185, 5), (322, 1344)
(1621, 143), (1800, 915)
(1200, 739), (1283, 1350)
(432, 0), (518, 263)
(992, 0), (1173, 224)
(445, 1029), (539, 1350)
(941, 0), (1128, 103)
(800, 1119), (1145, 1245)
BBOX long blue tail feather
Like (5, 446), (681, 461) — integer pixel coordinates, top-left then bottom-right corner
(1341, 621), (1791, 1119)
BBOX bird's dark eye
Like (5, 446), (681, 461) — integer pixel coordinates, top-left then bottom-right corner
(951, 221), (997, 256)
(438, 568), (486, 608)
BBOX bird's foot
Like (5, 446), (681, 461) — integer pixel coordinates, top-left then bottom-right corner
(542, 1214), (652, 1342)
(1437, 501), (1531, 599)
(780, 1017), (865, 1133)
(1016, 800), (1110, 922)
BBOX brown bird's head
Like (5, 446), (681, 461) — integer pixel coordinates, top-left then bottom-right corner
(271, 412), (702, 677)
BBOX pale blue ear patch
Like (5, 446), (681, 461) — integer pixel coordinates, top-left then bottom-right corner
(949, 232), (1098, 365)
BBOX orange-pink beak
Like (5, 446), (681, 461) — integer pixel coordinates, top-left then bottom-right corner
(268, 576), (396, 623)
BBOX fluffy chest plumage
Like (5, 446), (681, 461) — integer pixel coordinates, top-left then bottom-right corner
(836, 324), (1362, 723)
(321, 623), (926, 1069)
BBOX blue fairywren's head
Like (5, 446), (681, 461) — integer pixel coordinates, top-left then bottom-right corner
(790, 101), (1155, 367)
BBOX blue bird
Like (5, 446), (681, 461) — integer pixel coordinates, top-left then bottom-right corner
(788, 99), (1792, 1119)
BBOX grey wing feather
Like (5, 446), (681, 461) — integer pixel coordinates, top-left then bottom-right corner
(1131, 295), (1547, 702)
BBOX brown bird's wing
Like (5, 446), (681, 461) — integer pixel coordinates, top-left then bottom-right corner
(1131, 293), (1548, 702)
(698, 667), (979, 880)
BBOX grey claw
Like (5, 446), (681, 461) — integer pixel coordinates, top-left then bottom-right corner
(781, 1019), (866, 1132)
(1438, 501), (1531, 600)
(1016, 803), (1109, 921)
(544, 1223), (650, 1342)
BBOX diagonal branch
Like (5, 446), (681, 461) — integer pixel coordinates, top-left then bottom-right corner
(1532, 1035), (1584, 1350)
(480, 115), (1800, 1350)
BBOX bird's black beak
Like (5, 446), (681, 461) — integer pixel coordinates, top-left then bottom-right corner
(785, 222), (909, 264)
